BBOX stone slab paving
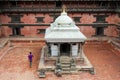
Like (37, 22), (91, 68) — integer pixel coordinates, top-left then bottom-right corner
(0, 42), (120, 80)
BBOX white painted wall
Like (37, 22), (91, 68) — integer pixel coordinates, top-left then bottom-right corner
(51, 44), (58, 56)
(72, 44), (78, 56)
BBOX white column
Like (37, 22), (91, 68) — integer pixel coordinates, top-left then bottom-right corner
(51, 44), (58, 56)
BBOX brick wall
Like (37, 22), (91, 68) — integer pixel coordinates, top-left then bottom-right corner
(0, 13), (119, 38)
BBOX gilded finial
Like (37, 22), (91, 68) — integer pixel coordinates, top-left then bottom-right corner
(62, 5), (67, 13)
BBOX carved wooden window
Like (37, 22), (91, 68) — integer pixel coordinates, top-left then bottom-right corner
(12, 27), (21, 36)
(94, 15), (107, 23)
(73, 17), (80, 23)
(96, 27), (104, 36)
(101, 2), (108, 6)
(49, 14), (59, 22)
(56, 1), (62, 7)
(36, 17), (44, 23)
(10, 1), (16, 7)
(37, 29), (45, 34)
(8, 15), (23, 23)
(97, 16), (105, 22)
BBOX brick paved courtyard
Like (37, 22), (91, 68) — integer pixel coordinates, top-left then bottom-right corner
(0, 41), (120, 80)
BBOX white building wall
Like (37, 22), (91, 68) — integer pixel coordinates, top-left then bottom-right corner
(51, 44), (58, 56)
(72, 43), (78, 56)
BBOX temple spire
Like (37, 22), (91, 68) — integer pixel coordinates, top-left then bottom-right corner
(62, 5), (67, 13)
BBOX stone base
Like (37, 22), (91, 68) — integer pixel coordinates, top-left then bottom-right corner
(76, 53), (95, 75)
(38, 46), (95, 76)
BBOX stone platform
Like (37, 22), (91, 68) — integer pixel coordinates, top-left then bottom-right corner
(38, 46), (95, 76)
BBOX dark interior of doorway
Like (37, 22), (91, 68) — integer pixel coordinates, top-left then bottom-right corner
(12, 27), (21, 36)
(60, 43), (70, 56)
(96, 27), (104, 36)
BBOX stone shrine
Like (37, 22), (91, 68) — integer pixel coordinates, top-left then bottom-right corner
(38, 6), (95, 77)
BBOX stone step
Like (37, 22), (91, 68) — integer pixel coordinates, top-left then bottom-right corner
(70, 70), (78, 74)
(62, 67), (71, 70)
(60, 56), (71, 60)
(61, 64), (70, 67)
(61, 62), (70, 64)
(62, 71), (71, 74)
(60, 59), (70, 61)
(60, 58), (71, 61)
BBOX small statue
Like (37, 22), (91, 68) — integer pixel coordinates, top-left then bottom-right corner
(55, 58), (62, 77)
(71, 58), (75, 63)
(39, 69), (46, 78)
(56, 68), (62, 77)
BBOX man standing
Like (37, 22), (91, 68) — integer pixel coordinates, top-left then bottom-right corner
(28, 52), (34, 68)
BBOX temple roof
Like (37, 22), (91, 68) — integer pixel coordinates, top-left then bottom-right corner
(55, 8), (73, 25)
(45, 6), (87, 43)
(54, 5), (74, 27)
(45, 27), (86, 42)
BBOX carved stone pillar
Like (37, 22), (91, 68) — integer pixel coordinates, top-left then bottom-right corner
(58, 44), (60, 57)
(70, 43), (72, 57)
(47, 43), (51, 56)
(78, 43), (80, 56)
(79, 43), (82, 59)
(80, 42), (85, 61)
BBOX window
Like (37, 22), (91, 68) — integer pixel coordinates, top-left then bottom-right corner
(10, 27), (22, 36)
(8, 15), (23, 23)
(56, 1), (62, 7)
(96, 27), (104, 36)
(37, 29), (45, 34)
(97, 16), (105, 22)
(94, 15), (107, 23)
(73, 17), (81, 23)
(49, 14), (59, 22)
(10, 1), (17, 7)
(36, 17), (44, 23)
(101, 1), (108, 6)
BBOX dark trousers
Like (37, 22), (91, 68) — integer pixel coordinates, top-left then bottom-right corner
(29, 61), (32, 68)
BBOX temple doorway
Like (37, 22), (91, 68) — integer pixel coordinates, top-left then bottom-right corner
(60, 43), (70, 56)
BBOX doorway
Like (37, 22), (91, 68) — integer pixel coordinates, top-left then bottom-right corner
(60, 43), (70, 56)
(12, 27), (21, 36)
(96, 27), (104, 36)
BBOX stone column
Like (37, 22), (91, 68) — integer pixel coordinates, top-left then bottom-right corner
(45, 42), (49, 57)
(79, 43), (82, 58)
(58, 44), (60, 57)
(70, 43), (72, 57)
(47, 43), (50, 56)
(78, 43), (80, 56)
(79, 42), (84, 61)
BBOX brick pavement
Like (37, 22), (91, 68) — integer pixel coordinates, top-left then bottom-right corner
(0, 42), (120, 80)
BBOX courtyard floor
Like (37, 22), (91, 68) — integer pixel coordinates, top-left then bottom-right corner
(0, 40), (120, 80)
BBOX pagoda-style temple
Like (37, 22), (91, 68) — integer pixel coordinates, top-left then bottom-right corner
(45, 6), (87, 57)
(38, 6), (94, 77)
